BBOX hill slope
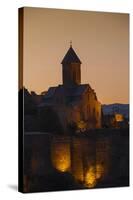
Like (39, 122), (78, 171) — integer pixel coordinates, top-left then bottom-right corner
(102, 104), (129, 119)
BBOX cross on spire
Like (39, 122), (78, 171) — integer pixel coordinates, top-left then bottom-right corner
(70, 40), (72, 47)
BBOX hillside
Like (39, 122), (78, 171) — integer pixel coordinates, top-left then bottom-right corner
(102, 103), (129, 119)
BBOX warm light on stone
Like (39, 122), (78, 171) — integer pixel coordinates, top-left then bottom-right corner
(77, 120), (87, 131)
(51, 139), (71, 172)
(84, 166), (97, 188)
(115, 114), (124, 122)
(96, 164), (104, 179)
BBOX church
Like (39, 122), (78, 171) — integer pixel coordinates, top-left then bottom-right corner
(39, 44), (101, 133)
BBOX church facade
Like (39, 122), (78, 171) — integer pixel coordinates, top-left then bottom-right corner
(40, 44), (101, 132)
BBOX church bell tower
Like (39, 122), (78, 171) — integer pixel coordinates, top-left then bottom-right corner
(61, 42), (82, 87)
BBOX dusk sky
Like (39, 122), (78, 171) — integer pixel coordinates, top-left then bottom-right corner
(23, 7), (129, 104)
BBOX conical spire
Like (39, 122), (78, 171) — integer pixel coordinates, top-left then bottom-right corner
(61, 43), (81, 64)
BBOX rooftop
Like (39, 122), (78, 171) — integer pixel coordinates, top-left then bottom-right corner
(61, 46), (82, 64)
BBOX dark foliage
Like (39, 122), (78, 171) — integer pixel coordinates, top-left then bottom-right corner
(39, 107), (63, 133)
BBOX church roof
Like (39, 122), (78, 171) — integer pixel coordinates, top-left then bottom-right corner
(61, 46), (82, 64)
(43, 87), (57, 98)
(43, 84), (90, 100)
(38, 83), (99, 108)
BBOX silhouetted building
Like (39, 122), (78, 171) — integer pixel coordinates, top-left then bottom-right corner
(39, 44), (101, 132)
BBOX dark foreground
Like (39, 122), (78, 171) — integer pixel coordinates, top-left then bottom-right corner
(23, 128), (129, 192)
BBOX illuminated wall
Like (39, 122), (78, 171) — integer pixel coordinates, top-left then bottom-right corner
(81, 138), (97, 188)
(51, 137), (71, 172)
(51, 135), (110, 187)
(96, 138), (111, 179)
(80, 88), (101, 130)
(84, 166), (97, 188)
(71, 138), (84, 182)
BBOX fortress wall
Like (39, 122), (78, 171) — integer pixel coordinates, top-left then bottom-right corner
(51, 136), (71, 173)
(24, 129), (129, 188)
(70, 137), (84, 182)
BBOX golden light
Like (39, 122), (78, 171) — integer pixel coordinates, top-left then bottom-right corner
(56, 155), (70, 172)
(84, 166), (97, 188)
(115, 114), (124, 122)
(77, 120), (87, 131)
(51, 141), (71, 172)
(96, 164), (104, 179)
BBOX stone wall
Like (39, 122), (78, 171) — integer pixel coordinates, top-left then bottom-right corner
(24, 128), (129, 192)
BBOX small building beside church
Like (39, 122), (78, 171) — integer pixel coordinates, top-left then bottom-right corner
(39, 44), (101, 133)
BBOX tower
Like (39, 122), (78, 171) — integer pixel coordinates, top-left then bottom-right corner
(61, 42), (82, 87)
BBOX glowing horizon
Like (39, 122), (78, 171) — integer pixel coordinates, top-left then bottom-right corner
(23, 7), (129, 104)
